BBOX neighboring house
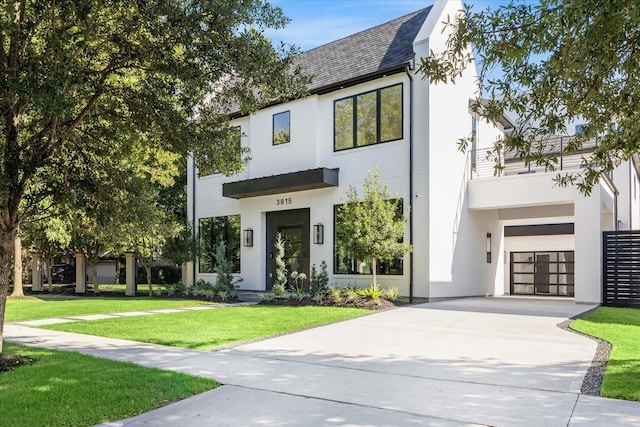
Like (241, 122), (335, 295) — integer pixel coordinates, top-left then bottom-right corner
(187, 0), (638, 304)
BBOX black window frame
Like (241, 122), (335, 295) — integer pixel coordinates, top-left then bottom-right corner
(198, 215), (241, 274)
(332, 201), (404, 276)
(273, 110), (291, 146)
(333, 83), (403, 152)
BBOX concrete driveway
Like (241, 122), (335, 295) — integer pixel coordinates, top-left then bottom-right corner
(7, 297), (640, 426)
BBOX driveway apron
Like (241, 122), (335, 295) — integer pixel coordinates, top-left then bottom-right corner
(6, 297), (640, 426)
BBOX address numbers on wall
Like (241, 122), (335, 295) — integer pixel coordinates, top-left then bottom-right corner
(276, 197), (293, 206)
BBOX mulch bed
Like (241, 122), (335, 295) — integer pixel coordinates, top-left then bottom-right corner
(0, 353), (35, 373)
(258, 297), (402, 310)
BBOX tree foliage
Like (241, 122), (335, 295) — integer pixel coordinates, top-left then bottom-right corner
(337, 168), (411, 288)
(22, 206), (72, 291)
(419, 0), (640, 194)
(0, 0), (309, 353)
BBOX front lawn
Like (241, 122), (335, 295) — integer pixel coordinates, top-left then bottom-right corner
(43, 306), (368, 350)
(571, 307), (640, 401)
(0, 343), (218, 427)
(6, 296), (211, 322)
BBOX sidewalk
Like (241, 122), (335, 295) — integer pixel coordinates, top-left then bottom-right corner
(11, 302), (256, 327)
(6, 297), (640, 426)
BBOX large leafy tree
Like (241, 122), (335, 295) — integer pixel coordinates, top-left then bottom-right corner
(420, 0), (640, 194)
(0, 1), (308, 353)
(337, 168), (412, 289)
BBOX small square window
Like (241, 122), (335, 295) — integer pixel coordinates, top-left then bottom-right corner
(575, 123), (588, 134)
(273, 111), (290, 145)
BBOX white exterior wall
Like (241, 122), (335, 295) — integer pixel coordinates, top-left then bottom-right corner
(189, 0), (633, 303)
(613, 162), (640, 230)
(502, 234), (575, 295)
(465, 169), (619, 304)
(191, 75), (413, 294)
(414, 0), (493, 299)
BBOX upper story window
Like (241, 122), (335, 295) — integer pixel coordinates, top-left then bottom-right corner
(574, 123), (589, 134)
(334, 83), (403, 151)
(273, 111), (291, 145)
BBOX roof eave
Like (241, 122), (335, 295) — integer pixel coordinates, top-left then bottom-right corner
(310, 63), (411, 96)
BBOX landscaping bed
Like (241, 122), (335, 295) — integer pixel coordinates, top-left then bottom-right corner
(0, 353), (35, 373)
(258, 296), (402, 310)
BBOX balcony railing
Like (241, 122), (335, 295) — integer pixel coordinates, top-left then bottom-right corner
(469, 135), (599, 179)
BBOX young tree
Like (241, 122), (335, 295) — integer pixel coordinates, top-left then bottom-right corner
(0, 1), (309, 353)
(419, 0), (640, 194)
(337, 168), (412, 289)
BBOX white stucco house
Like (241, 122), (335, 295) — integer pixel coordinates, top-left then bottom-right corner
(187, 0), (639, 304)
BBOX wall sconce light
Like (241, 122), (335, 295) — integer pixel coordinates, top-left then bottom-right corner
(313, 223), (324, 244)
(486, 232), (492, 263)
(243, 228), (253, 247)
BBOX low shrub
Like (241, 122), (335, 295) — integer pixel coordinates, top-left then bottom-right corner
(357, 284), (384, 300)
(383, 286), (399, 301)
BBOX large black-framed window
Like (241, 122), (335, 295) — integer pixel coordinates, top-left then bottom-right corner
(334, 83), (403, 151)
(273, 111), (290, 145)
(199, 215), (240, 273)
(333, 202), (404, 275)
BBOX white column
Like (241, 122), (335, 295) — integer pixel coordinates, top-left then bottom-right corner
(125, 252), (136, 296)
(182, 261), (194, 287)
(75, 252), (86, 294)
(31, 252), (42, 291)
(574, 192), (602, 304)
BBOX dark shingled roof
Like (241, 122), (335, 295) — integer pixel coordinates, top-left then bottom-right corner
(294, 6), (432, 94)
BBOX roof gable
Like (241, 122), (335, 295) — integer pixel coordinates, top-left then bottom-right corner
(294, 6), (432, 94)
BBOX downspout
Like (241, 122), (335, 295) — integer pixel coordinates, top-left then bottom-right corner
(192, 157), (197, 284)
(405, 65), (414, 303)
(629, 161), (633, 230)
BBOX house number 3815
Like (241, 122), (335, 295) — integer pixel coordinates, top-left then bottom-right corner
(276, 197), (292, 206)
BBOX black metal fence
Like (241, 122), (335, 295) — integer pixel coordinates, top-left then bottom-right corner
(603, 231), (640, 307)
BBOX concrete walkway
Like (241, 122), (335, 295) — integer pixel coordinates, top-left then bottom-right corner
(6, 297), (640, 426)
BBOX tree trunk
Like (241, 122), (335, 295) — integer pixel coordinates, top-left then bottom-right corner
(145, 263), (152, 297)
(46, 256), (54, 292)
(89, 251), (100, 294)
(372, 257), (377, 288)
(92, 261), (99, 294)
(114, 257), (121, 284)
(0, 227), (18, 355)
(11, 231), (23, 297)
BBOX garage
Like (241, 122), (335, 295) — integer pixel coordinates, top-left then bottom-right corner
(510, 250), (575, 296)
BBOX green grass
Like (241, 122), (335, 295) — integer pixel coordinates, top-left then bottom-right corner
(44, 306), (368, 350)
(0, 343), (218, 427)
(6, 296), (211, 322)
(98, 284), (169, 293)
(571, 307), (640, 401)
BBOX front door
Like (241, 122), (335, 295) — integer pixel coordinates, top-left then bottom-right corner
(266, 208), (310, 290)
(534, 254), (550, 294)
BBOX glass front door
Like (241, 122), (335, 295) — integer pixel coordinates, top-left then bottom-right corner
(265, 209), (310, 290)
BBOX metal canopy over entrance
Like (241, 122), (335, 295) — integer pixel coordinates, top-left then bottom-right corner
(222, 168), (339, 199)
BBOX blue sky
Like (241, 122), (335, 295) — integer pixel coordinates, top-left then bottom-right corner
(265, 0), (515, 51)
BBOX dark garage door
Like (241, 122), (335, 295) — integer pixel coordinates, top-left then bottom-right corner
(511, 251), (575, 296)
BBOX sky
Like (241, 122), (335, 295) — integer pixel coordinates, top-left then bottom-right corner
(265, 0), (515, 51)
